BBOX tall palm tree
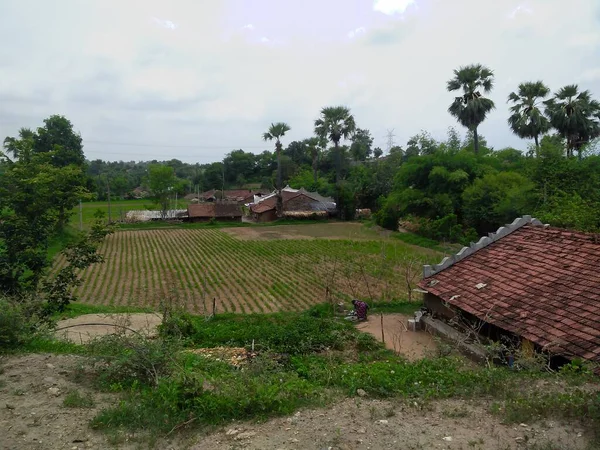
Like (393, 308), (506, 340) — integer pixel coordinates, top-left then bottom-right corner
(314, 106), (356, 185)
(507, 81), (551, 154)
(544, 85), (600, 158)
(447, 64), (495, 155)
(262, 122), (291, 217)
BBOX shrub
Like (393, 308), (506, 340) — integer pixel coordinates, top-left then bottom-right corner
(0, 297), (44, 349)
(87, 334), (181, 388)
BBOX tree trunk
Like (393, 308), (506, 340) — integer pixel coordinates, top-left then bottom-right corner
(276, 141), (283, 218)
(534, 135), (539, 157)
(334, 140), (342, 218)
(473, 127), (480, 155)
(334, 141), (341, 185)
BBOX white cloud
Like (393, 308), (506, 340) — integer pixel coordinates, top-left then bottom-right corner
(242, 24), (254, 31)
(373, 0), (415, 15)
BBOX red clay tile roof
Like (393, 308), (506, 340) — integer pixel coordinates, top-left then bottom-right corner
(215, 203), (242, 217)
(418, 223), (600, 364)
(187, 203), (215, 218)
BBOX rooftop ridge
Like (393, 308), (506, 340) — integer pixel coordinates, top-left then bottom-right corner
(423, 215), (545, 278)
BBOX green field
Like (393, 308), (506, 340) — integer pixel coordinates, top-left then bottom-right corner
(69, 199), (190, 228)
(53, 223), (439, 313)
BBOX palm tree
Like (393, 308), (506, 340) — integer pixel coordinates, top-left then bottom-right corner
(262, 122), (291, 217)
(447, 64), (495, 155)
(314, 106), (356, 185)
(544, 85), (600, 158)
(507, 81), (551, 154)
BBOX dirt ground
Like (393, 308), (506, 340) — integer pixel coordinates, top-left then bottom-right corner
(355, 313), (438, 361)
(0, 354), (592, 450)
(56, 313), (162, 344)
(222, 223), (385, 241)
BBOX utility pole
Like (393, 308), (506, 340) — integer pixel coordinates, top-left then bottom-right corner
(386, 129), (396, 153)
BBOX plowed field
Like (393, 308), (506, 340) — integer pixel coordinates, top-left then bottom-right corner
(52, 226), (436, 313)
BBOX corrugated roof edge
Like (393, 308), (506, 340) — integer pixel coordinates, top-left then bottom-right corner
(423, 215), (546, 278)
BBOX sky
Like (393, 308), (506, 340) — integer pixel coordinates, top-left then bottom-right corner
(0, 0), (599, 163)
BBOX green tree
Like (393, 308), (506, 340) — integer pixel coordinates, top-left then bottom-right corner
(350, 128), (374, 161)
(262, 122), (291, 217)
(0, 144), (86, 294)
(304, 137), (326, 184)
(33, 115), (85, 168)
(147, 164), (181, 219)
(462, 172), (535, 234)
(507, 81), (551, 153)
(314, 106), (356, 218)
(544, 85), (600, 158)
(223, 150), (256, 184)
(373, 147), (383, 158)
(447, 64), (495, 155)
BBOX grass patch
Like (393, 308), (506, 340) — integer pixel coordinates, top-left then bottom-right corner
(20, 337), (86, 355)
(63, 389), (95, 408)
(83, 307), (600, 439)
(368, 301), (423, 314)
(53, 303), (155, 320)
(390, 231), (459, 253)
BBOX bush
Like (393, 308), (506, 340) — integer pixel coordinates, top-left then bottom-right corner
(87, 334), (181, 388)
(0, 297), (43, 349)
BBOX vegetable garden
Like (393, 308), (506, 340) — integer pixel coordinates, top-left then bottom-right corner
(51, 228), (435, 313)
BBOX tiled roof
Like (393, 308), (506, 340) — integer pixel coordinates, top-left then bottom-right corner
(418, 220), (600, 364)
(187, 203), (215, 218)
(215, 203), (242, 217)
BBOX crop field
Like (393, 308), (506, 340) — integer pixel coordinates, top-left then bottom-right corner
(51, 225), (439, 313)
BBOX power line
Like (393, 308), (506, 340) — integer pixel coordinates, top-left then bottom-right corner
(84, 139), (267, 149)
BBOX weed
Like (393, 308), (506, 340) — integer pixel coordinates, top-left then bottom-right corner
(63, 390), (95, 408)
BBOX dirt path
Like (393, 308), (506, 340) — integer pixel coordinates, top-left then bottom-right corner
(56, 313), (162, 344)
(0, 354), (591, 450)
(355, 313), (438, 361)
(191, 397), (590, 450)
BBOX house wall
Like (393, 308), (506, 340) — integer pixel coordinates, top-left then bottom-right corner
(423, 293), (457, 319)
(255, 209), (277, 222)
(216, 216), (242, 223)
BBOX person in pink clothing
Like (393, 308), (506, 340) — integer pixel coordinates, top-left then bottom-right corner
(351, 299), (369, 321)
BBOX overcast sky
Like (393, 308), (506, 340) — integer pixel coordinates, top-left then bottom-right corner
(1, 0), (599, 163)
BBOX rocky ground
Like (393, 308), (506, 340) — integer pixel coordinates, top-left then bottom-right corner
(0, 354), (593, 450)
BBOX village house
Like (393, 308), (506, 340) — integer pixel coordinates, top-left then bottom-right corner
(249, 186), (335, 222)
(187, 202), (243, 223)
(188, 189), (269, 204)
(417, 215), (600, 369)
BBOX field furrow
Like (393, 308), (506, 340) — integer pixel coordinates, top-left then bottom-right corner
(52, 226), (434, 313)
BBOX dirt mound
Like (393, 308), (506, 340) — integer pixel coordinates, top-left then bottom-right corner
(56, 313), (162, 344)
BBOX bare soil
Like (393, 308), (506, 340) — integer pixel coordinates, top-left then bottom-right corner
(356, 314), (438, 361)
(222, 223), (384, 241)
(0, 354), (592, 450)
(56, 313), (162, 344)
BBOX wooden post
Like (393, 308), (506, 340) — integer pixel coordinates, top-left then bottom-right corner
(212, 297), (216, 317)
(380, 313), (385, 344)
